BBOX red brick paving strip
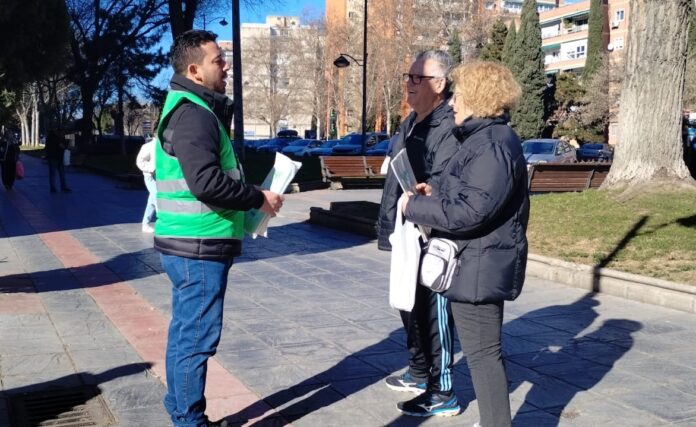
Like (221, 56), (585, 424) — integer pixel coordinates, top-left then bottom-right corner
(7, 191), (284, 425)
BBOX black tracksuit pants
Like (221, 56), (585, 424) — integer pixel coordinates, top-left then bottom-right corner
(399, 284), (456, 393)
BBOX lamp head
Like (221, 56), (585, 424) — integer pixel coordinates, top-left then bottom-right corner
(333, 55), (350, 68)
(219, 18), (228, 26)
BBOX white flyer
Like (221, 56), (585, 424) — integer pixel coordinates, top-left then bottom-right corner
(244, 152), (302, 238)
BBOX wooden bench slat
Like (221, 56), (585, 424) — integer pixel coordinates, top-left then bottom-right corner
(528, 163), (611, 192)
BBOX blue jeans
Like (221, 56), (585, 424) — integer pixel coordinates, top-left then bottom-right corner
(48, 157), (67, 190)
(142, 174), (157, 224)
(161, 254), (233, 427)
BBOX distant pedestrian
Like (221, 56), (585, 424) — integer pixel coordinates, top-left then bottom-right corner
(45, 129), (71, 193)
(136, 137), (157, 233)
(0, 128), (20, 191)
(156, 30), (284, 427)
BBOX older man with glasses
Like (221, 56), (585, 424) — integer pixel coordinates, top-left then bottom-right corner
(377, 49), (461, 417)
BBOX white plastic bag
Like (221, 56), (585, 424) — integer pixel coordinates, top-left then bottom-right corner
(388, 195), (421, 311)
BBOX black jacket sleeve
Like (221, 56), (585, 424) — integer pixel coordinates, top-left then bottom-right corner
(427, 129), (458, 189)
(404, 143), (515, 235)
(165, 103), (264, 211)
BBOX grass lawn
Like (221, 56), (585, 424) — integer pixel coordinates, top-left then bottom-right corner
(528, 189), (696, 285)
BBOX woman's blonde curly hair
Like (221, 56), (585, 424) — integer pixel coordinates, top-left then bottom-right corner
(450, 61), (521, 119)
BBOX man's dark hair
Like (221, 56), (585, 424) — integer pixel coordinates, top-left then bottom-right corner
(170, 30), (218, 75)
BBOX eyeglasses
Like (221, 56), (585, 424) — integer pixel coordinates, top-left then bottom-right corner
(402, 73), (444, 85)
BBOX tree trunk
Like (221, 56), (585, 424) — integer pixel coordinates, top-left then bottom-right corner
(602, 0), (694, 189)
(31, 87), (39, 146)
(78, 85), (96, 148)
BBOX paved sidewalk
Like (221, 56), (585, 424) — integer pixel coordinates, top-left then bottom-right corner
(1, 154), (696, 426)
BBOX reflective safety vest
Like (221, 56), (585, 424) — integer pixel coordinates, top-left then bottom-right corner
(154, 90), (244, 240)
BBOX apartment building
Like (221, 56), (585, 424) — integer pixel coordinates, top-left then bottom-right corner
(539, 0), (630, 143)
(485, 0), (560, 14)
(540, 0), (628, 75)
(220, 16), (318, 139)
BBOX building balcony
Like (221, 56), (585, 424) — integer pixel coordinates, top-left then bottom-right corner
(542, 24), (588, 39)
(542, 28), (588, 45)
(545, 57), (587, 73)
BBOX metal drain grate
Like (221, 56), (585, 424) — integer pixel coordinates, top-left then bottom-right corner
(8, 386), (114, 427)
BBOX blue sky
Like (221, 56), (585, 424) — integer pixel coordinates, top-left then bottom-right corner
(205, 0), (325, 37)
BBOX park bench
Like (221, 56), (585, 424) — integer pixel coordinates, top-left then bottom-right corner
(527, 162), (611, 192)
(320, 156), (386, 189)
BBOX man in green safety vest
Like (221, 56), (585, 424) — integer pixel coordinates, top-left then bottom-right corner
(155, 30), (284, 427)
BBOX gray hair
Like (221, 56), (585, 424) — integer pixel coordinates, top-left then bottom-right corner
(414, 50), (453, 79)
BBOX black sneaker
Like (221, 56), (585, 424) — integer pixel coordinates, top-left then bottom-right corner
(385, 372), (427, 394)
(397, 391), (461, 417)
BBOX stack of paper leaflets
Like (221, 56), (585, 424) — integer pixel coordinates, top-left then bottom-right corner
(244, 153), (302, 238)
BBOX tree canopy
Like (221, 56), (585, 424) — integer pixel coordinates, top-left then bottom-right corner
(502, 22), (517, 72)
(479, 18), (508, 62)
(583, 0), (604, 79)
(510, 0), (546, 140)
(0, 0), (71, 90)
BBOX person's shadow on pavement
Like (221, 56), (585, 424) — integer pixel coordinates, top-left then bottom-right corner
(221, 329), (409, 425)
(512, 318), (641, 426)
(495, 293), (641, 425)
(1, 363), (151, 425)
(386, 294), (640, 426)
(0, 250), (162, 294)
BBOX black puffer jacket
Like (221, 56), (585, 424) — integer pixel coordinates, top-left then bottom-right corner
(404, 115), (530, 303)
(376, 100), (459, 250)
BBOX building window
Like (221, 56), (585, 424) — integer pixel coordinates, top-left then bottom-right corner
(615, 9), (625, 21)
(348, 11), (355, 19)
(576, 45), (586, 58)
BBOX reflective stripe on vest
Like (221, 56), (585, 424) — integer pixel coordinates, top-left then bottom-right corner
(157, 199), (225, 214)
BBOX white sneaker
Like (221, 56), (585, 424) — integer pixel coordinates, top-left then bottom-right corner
(141, 224), (154, 233)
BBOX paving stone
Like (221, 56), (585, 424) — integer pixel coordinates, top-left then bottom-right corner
(70, 348), (143, 371)
(611, 384), (696, 422)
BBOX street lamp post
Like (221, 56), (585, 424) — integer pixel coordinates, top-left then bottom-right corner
(333, 0), (368, 154)
(201, 14), (228, 31)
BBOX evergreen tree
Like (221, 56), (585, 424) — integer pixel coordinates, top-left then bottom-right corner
(480, 18), (508, 62)
(448, 30), (463, 64)
(510, 0), (546, 140)
(502, 23), (518, 73)
(583, 0), (604, 79)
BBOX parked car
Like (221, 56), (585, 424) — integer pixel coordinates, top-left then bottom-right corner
(277, 129), (299, 138)
(331, 132), (390, 155)
(256, 136), (301, 153)
(256, 138), (293, 153)
(281, 139), (321, 156)
(522, 139), (576, 165)
(305, 139), (341, 156)
(365, 140), (390, 156)
(246, 139), (270, 152)
(577, 142), (614, 162)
